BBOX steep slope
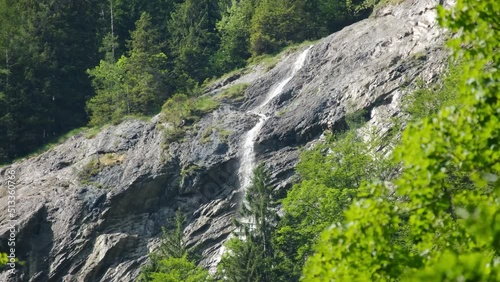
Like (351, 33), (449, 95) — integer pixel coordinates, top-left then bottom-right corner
(0, 0), (450, 281)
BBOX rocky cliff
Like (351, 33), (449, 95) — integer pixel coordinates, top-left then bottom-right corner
(0, 0), (450, 281)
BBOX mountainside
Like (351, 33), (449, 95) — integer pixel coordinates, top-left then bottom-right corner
(0, 0), (451, 281)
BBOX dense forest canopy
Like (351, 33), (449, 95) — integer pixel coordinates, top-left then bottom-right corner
(0, 0), (374, 163)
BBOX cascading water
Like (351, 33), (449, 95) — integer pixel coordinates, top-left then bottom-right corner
(210, 46), (312, 273)
(238, 45), (313, 193)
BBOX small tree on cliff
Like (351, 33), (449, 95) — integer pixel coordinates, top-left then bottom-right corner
(139, 209), (209, 282)
(219, 164), (278, 281)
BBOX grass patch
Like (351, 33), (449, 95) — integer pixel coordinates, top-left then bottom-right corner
(217, 83), (250, 102)
(276, 109), (288, 117)
(85, 126), (105, 139)
(160, 93), (220, 146)
(247, 40), (319, 72)
(203, 67), (250, 88)
(78, 153), (125, 185)
(219, 128), (232, 143)
(119, 114), (152, 123)
(200, 126), (233, 144)
(161, 94), (220, 127)
(79, 159), (102, 181)
(164, 127), (186, 144)
(192, 96), (220, 116)
(200, 126), (214, 144)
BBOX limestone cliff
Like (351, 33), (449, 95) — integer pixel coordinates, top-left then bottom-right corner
(0, 0), (450, 281)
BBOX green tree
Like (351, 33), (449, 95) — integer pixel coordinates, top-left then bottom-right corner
(109, 0), (181, 58)
(273, 130), (394, 281)
(302, 0), (500, 280)
(124, 12), (168, 114)
(87, 12), (168, 126)
(158, 209), (187, 259)
(139, 210), (210, 282)
(149, 256), (209, 282)
(250, 0), (308, 55)
(219, 164), (278, 281)
(316, 0), (363, 34)
(86, 57), (127, 126)
(0, 0), (102, 163)
(214, 0), (255, 73)
(167, 0), (221, 87)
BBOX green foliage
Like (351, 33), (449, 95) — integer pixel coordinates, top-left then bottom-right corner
(168, 0), (221, 86)
(302, 0), (500, 280)
(200, 125), (233, 144)
(402, 63), (462, 121)
(250, 0), (308, 55)
(249, 0), (377, 56)
(148, 256), (209, 282)
(161, 94), (219, 127)
(140, 210), (210, 282)
(193, 96), (220, 116)
(217, 83), (249, 102)
(159, 209), (188, 259)
(218, 128), (232, 143)
(219, 237), (269, 282)
(111, 0), (181, 57)
(78, 153), (125, 185)
(274, 130), (394, 281)
(346, 0), (379, 15)
(215, 0), (254, 73)
(161, 94), (192, 127)
(79, 159), (103, 181)
(86, 57), (127, 126)
(87, 12), (168, 126)
(160, 93), (219, 145)
(164, 127), (187, 144)
(219, 164), (278, 281)
(345, 109), (369, 129)
(0, 252), (8, 265)
(0, 0), (102, 163)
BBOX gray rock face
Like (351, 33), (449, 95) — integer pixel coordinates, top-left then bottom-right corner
(0, 0), (451, 281)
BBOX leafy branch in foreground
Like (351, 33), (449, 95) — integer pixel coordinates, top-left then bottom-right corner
(302, 0), (500, 280)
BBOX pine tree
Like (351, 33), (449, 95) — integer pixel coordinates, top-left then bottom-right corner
(219, 164), (278, 281)
(250, 0), (309, 55)
(158, 209), (187, 259)
(139, 209), (210, 282)
(87, 12), (167, 125)
(167, 0), (221, 87)
(124, 12), (168, 114)
(0, 0), (102, 162)
(214, 0), (255, 73)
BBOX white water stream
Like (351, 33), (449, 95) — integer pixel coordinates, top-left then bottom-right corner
(210, 46), (312, 273)
(238, 46), (312, 192)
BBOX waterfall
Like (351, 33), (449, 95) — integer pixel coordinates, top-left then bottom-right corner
(238, 45), (312, 193)
(208, 46), (312, 274)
